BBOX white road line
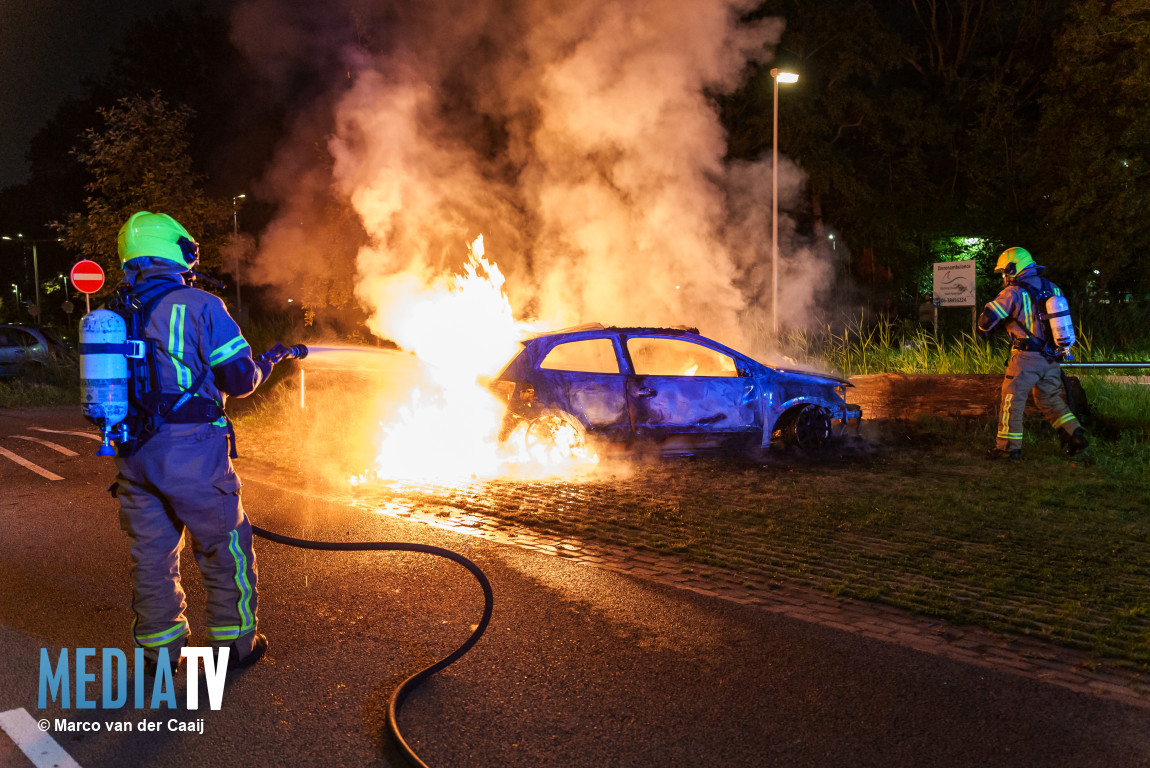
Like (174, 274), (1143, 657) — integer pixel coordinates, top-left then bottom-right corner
(0, 446), (64, 481)
(28, 427), (101, 441)
(0, 708), (84, 768)
(10, 436), (80, 457)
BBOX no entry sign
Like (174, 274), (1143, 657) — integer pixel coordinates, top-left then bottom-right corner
(70, 260), (105, 294)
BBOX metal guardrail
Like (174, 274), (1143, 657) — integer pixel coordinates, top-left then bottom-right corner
(1061, 362), (1150, 369)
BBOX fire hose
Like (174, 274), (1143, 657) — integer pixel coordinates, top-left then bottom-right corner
(249, 346), (494, 768)
(250, 524), (494, 768)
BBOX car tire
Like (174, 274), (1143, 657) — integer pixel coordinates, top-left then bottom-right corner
(782, 404), (832, 453)
(523, 409), (589, 462)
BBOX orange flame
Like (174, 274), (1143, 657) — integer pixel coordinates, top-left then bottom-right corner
(352, 236), (598, 488)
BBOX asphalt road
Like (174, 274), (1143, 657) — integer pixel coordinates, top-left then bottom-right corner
(0, 407), (1147, 767)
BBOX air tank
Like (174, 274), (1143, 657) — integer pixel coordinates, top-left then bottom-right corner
(80, 309), (130, 429)
(1045, 295), (1075, 350)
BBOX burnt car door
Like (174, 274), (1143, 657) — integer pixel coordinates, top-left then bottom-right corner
(622, 335), (761, 440)
(533, 335), (631, 441)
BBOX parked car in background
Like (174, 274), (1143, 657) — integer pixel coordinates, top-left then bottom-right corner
(0, 325), (70, 377)
(491, 324), (861, 458)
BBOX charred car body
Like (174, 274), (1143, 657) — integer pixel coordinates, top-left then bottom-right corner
(492, 324), (861, 457)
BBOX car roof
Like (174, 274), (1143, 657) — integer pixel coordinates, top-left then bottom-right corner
(526, 323), (701, 340)
(520, 323), (852, 385)
(0, 324), (45, 335)
(523, 323), (756, 365)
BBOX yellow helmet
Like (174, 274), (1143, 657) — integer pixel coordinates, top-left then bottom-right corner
(994, 247), (1036, 281)
(117, 211), (200, 267)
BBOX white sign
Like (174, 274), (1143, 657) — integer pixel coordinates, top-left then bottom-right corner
(933, 260), (976, 306)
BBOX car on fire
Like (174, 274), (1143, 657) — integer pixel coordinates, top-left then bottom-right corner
(491, 324), (861, 458)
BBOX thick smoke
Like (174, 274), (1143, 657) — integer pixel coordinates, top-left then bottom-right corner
(234, 0), (831, 357)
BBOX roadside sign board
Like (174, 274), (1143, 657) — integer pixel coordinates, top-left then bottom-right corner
(932, 260), (976, 306)
(70, 260), (105, 294)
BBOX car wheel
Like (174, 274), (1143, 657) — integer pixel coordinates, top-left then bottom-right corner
(783, 404), (832, 453)
(523, 409), (589, 463)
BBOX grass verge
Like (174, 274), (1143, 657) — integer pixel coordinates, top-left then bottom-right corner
(0, 359), (80, 408)
(236, 369), (1150, 669)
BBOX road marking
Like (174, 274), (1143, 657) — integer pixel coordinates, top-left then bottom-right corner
(28, 427), (100, 441)
(0, 708), (84, 768)
(0, 446), (64, 481)
(10, 436), (80, 457)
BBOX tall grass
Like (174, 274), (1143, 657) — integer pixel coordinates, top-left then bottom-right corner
(793, 314), (1150, 378)
(0, 358), (80, 408)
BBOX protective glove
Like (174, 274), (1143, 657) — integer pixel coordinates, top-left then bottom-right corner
(260, 343), (290, 364)
(254, 358), (274, 381)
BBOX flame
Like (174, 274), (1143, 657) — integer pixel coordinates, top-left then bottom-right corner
(352, 236), (598, 488)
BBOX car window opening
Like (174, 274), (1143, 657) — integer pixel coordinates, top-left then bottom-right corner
(627, 337), (739, 378)
(539, 338), (621, 374)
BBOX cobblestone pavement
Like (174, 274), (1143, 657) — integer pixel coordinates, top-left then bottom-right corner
(240, 460), (1150, 711)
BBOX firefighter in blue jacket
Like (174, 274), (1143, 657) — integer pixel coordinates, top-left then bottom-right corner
(111, 211), (274, 675)
(977, 247), (1088, 460)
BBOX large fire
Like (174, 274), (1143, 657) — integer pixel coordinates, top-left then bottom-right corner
(350, 236), (598, 488)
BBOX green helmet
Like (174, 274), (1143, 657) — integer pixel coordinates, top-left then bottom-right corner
(994, 247), (1036, 281)
(117, 211), (200, 267)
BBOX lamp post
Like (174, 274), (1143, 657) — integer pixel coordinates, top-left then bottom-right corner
(2, 233), (63, 324)
(232, 194), (246, 316)
(10, 283), (19, 318)
(770, 68), (799, 338)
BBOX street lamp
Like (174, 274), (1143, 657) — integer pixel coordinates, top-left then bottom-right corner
(2, 233), (63, 324)
(770, 67), (799, 338)
(232, 194), (246, 316)
(10, 283), (19, 317)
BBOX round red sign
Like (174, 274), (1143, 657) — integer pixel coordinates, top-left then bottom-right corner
(70, 260), (106, 294)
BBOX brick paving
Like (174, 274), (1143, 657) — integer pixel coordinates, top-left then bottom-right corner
(353, 487), (1150, 710)
(239, 458), (1150, 711)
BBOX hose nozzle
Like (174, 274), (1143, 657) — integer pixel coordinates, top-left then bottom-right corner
(260, 343), (309, 364)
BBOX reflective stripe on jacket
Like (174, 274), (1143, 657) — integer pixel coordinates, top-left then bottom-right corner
(134, 276), (255, 405)
(978, 271), (1064, 347)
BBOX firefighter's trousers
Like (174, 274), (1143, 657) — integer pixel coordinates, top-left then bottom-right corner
(113, 423), (259, 663)
(997, 351), (1081, 451)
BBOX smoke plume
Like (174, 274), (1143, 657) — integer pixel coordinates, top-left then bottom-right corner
(234, 0), (834, 358)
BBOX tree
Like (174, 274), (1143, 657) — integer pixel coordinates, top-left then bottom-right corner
(1030, 0), (1150, 297)
(60, 92), (229, 288)
(723, 1), (1070, 305)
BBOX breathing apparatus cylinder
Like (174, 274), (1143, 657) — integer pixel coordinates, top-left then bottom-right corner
(80, 309), (143, 456)
(1045, 295), (1075, 350)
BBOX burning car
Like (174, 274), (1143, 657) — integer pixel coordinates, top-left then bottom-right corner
(490, 324), (861, 458)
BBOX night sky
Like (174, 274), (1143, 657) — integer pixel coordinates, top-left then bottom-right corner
(0, 0), (203, 190)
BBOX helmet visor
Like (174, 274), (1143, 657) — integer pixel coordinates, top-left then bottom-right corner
(177, 237), (200, 267)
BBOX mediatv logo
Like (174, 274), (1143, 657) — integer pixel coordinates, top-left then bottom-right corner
(38, 647), (230, 711)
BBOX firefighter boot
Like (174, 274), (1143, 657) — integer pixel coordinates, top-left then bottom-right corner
(143, 647), (186, 679)
(986, 448), (1021, 461)
(1063, 427), (1089, 457)
(228, 633), (269, 670)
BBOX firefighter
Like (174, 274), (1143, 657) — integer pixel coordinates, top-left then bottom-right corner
(977, 246), (1088, 460)
(111, 211), (274, 675)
